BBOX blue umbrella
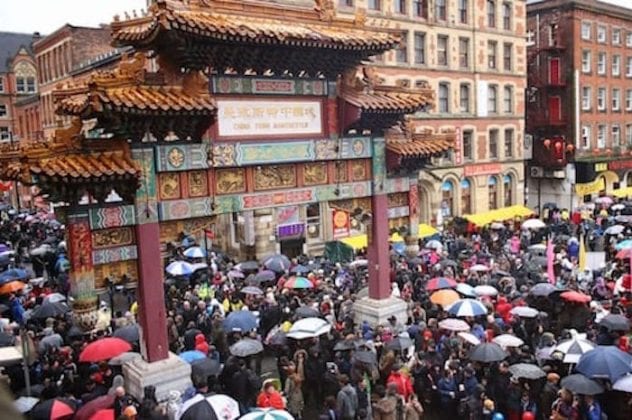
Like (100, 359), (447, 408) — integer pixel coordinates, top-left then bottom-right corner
(447, 298), (488, 317)
(576, 345), (632, 381)
(263, 254), (291, 273)
(223, 311), (258, 332)
(179, 350), (206, 364)
(0, 268), (28, 284)
(184, 246), (206, 259)
(165, 261), (194, 276)
(392, 242), (406, 255)
(290, 265), (310, 274)
(181, 236), (196, 248)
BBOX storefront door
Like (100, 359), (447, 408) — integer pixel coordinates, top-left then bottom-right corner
(281, 238), (305, 259)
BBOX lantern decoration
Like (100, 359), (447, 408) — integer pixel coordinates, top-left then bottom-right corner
(543, 138), (551, 148)
(566, 144), (574, 153)
(605, 148), (612, 155)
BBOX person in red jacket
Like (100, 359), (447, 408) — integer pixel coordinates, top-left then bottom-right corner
(194, 333), (209, 355)
(386, 364), (414, 401)
(256, 380), (286, 410)
(495, 296), (513, 323)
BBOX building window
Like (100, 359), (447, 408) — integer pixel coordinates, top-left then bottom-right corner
(16, 77), (26, 93)
(598, 52), (607, 75)
(597, 25), (607, 43)
(438, 83), (450, 113)
(581, 125), (591, 149)
(488, 85), (498, 113)
(0, 105), (6, 118)
(441, 181), (454, 217)
(396, 32), (408, 63)
(435, 0), (446, 21)
(613, 124), (621, 146)
(413, 0), (428, 18)
(306, 203), (321, 238)
(627, 124), (632, 145)
(437, 35), (448, 66)
(463, 130), (473, 161)
(503, 85), (513, 113)
(488, 41), (497, 69)
(0, 77), (3, 92)
(598, 88), (607, 111)
(338, 0), (354, 7)
(503, 175), (513, 206)
(581, 22), (592, 40)
(627, 32), (632, 47)
(489, 129), (499, 158)
(502, 2), (511, 30)
(459, 83), (470, 113)
(459, 37), (470, 68)
(504, 128), (514, 157)
(458, 0), (468, 24)
(582, 86), (592, 110)
(461, 179), (472, 215)
(487, 0), (496, 28)
(613, 88), (621, 111)
(367, 0), (381, 10)
(394, 0), (406, 14)
(626, 89), (632, 111)
(627, 57), (632, 77)
(613, 55), (621, 76)
(488, 176), (498, 210)
(503, 43), (512, 71)
(414, 32), (426, 64)
(582, 50), (591, 73)
(597, 124), (606, 148)
(613, 28), (621, 45)
(0, 127), (9, 141)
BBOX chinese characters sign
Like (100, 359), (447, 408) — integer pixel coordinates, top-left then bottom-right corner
(217, 99), (323, 138)
(332, 210), (350, 239)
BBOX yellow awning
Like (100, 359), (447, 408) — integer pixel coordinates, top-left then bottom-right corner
(612, 186), (632, 198)
(340, 225), (438, 249)
(340, 235), (367, 250)
(464, 205), (534, 227)
(419, 223), (438, 238)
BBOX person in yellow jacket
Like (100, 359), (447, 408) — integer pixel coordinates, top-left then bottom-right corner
(223, 293), (244, 313)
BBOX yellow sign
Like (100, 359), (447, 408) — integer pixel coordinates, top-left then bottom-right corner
(594, 162), (608, 172)
(575, 178), (605, 196)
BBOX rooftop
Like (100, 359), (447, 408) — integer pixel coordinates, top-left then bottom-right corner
(0, 32), (34, 73)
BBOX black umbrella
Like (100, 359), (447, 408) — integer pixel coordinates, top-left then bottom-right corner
(353, 350), (377, 365)
(440, 259), (458, 268)
(599, 314), (630, 331)
(178, 394), (219, 420)
(333, 340), (357, 351)
(296, 306), (320, 319)
(469, 343), (507, 363)
(191, 358), (222, 378)
(30, 302), (69, 319)
(290, 265), (310, 274)
(254, 270), (276, 283)
(113, 324), (140, 343)
(238, 261), (259, 271)
(560, 374), (604, 395)
(66, 325), (85, 339)
(529, 283), (557, 297)
(385, 336), (414, 352)
(30, 398), (76, 420)
(508, 363), (546, 380)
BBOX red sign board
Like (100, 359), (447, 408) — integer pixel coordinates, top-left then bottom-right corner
(609, 160), (632, 171)
(242, 189), (314, 209)
(463, 163), (502, 177)
(332, 210), (350, 239)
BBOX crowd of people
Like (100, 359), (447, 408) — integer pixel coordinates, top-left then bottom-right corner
(0, 201), (631, 420)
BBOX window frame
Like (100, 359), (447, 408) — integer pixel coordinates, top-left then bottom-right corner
(435, 0), (447, 21)
(503, 85), (513, 114)
(0, 127), (9, 141)
(581, 22), (592, 40)
(414, 32), (426, 64)
(503, 43), (512, 71)
(488, 40), (497, 70)
(598, 87), (607, 111)
(613, 124), (621, 146)
(0, 105), (7, 118)
(582, 50), (591, 73)
(459, 83), (471, 113)
(396, 31), (409, 63)
(597, 25), (607, 43)
(626, 89), (632, 111)
(502, 2), (512, 30)
(489, 129), (499, 159)
(581, 125), (591, 149)
(504, 128), (514, 158)
(462, 130), (473, 161)
(488, 85), (498, 114)
(413, 0), (428, 18)
(597, 124), (607, 148)
(487, 0), (496, 28)
(438, 82), (450, 113)
(437, 35), (449, 66)
(582, 86), (592, 111)
(613, 55), (621, 77)
(613, 88), (621, 111)
(393, 0), (407, 14)
(458, 0), (468, 24)
(613, 28), (622, 45)
(459, 37), (470, 68)
(597, 52), (607, 75)
(367, 0), (381, 11)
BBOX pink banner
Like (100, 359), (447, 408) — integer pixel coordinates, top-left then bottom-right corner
(546, 238), (555, 285)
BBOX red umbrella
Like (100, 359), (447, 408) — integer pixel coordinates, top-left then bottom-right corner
(90, 409), (114, 420)
(426, 277), (457, 291)
(615, 249), (632, 259)
(79, 337), (132, 363)
(560, 291), (591, 303)
(74, 394), (114, 420)
(30, 398), (76, 420)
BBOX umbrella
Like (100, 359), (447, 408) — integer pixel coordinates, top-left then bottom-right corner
(490, 222), (505, 230)
(349, 259), (368, 268)
(521, 219), (546, 229)
(353, 350), (377, 365)
(469, 343), (507, 363)
(1, 281), (28, 295)
(426, 277), (457, 291)
(612, 203), (626, 211)
(74, 394), (115, 420)
(30, 244), (53, 256)
(287, 317), (331, 340)
(615, 239), (632, 250)
(613, 374), (632, 393)
(14, 396), (39, 413)
(456, 283), (476, 297)
(191, 357), (222, 378)
(165, 261), (194, 276)
(616, 248), (632, 259)
(79, 337), (132, 362)
(438, 318), (470, 332)
(30, 301), (70, 319)
(333, 340), (359, 351)
(0, 332), (15, 347)
(284, 276), (313, 289)
(230, 338), (264, 357)
(108, 352), (141, 366)
(576, 346), (632, 381)
(447, 299), (488, 317)
(296, 306), (320, 319)
(599, 314), (630, 331)
(595, 196), (613, 205)
(0, 268), (28, 282)
(227, 270), (245, 279)
(179, 350), (206, 364)
(88, 409), (114, 420)
(112, 324), (140, 343)
(430, 289), (460, 307)
(424, 240), (443, 250)
(206, 394), (240, 420)
(560, 374), (604, 395)
(223, 310), (258, 332)
(469, 264), (489, 272)
(177, 393), (239, 420)
(474, 285), (498, 296)
(44, 293), (66, 303)
(493, 334), (524, 348)
(254, 270), (276, 283)
(264, 254), (292, 272)
(191, 263), (208, 272)
(528, 244), (547, 252)
(237, 261), (260, 271)
(30, 398), (76, 420)
(605, 225), (625, 235)
(560, 291), (591, 303)
(240, 408), (294, 420)
(241, 286), (264, 296)
(508, 363), (546, 380)
(184, 246), (206, 259)
(440, 259), (458, 268)
(265, 328), (287, 347)
(510, 306), (539, 318)
(457, 332), (481, 345)
(290, 265), (310, 274)
(555, 335), (595, 364)
(529, 283), (556, 296)
(385, 335), (414, 351)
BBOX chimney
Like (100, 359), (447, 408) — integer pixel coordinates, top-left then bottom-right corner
(32, 32), (42, 42)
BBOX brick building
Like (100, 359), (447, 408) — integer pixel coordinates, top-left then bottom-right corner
(338, 0), (527, 223)
(527, 0), (632, 210)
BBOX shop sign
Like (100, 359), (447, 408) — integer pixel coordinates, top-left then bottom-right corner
(217, 99), (322, 138)
(463, 163), (502, 177)
(594, 162), (608, 172)
(278, 223), (305, 238)
(575, 178), (605, 196)
(609, 160), (632, 171)
(277, 206), (300, 225)
(332, 209), (350, 239)
(388, 206), (410, 219)
(243, 189), (314, 209)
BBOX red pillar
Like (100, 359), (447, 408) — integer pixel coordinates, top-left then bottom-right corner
(367, 193), (391, 300)
(135, 222), (169, 362)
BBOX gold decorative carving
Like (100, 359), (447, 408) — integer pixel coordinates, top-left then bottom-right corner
(314, 0), (336, 22)
(350, 160), (367, 181)
(94, 260), (138, 289)
(388, 192), (409, 208)
(354, 8), (367, 26)
(183, 217), (214, 235)
(255, 165), (296, 191)
(159, 173), (181, 200)
(92, 227), (135, 249)
(188, 170), (208, 197)
(303, 162), (328, 186)
(334, 161), (348, 183)
(160, 221), (181, 243)
(216, 168), (246, 194)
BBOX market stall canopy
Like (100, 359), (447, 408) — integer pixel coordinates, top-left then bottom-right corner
(340, 223), (438, 250)
(463, 205), (534, 227)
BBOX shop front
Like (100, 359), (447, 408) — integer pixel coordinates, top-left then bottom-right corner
(574, 161), (618, 202)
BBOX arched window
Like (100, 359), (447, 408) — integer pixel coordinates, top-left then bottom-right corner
(441, 180), (454, 217)
(461, 178), (472, 214)
(488, 176), (498, 210)
(503, 174), (513, 207)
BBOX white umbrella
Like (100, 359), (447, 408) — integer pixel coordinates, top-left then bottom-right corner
(349, 259), (368, 268)
(457, 331), (481, 345)
(474, 285), (498, 296)
(469, 264), (489, 272)
(184, 246), (206, 259)
(605, 225), (625, 235)
(29, 244), (53, 256)
(425, 240), (443, 250)
(611, 204), (625, 211)
(510, 306), (539, 318)
(43, 293), (66, 303)
(521, 219), (546, 229)
(287, 317), (331, 340)
(490, 222), (505, 230)
(240, 409), (295, 420)
(438, 318), (470, 332)
(456, 283), (476, 297)
(493, 334), (524, 348)
(613, 374), (632, 393)
(555, 333), (595, 364)
(595, 196), (613, 205)
(528, 244), (546, 252)
(166, 261), (194, 276)
(206, 394), (240, 420)
(14, 396), (39, 413)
